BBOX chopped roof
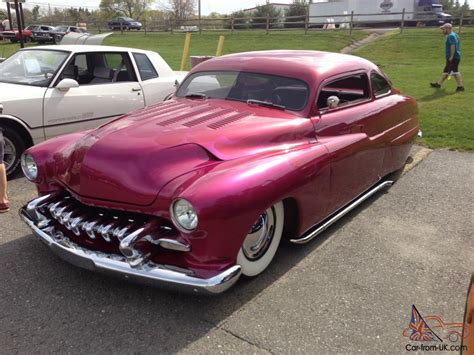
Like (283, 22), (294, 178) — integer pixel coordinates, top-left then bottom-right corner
(192, 50), (378, 84)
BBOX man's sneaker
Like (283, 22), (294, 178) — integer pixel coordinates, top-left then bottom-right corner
(430, 82), (441, 88)
(456, 86), (465, 92)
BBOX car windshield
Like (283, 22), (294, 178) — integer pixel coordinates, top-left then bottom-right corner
(0, 50), (69, 87)
(53, 26), (68, 32)
(122, 17), (134, 21)
(176, 71), (309, 111)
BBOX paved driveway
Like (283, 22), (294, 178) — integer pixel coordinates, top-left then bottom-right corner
(0, 149), (472, 353)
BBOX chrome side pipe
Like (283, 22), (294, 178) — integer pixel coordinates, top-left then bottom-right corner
(290, 180), (394, 244)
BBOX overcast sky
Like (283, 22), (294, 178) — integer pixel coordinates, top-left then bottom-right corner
(23, 0), (474, 15)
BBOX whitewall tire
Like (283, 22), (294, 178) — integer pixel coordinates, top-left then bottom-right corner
(237, 202), (284, 277)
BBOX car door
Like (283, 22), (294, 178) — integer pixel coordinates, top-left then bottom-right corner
(314, 72), (386, 213)
(43, 51), (145, 140)
(131, 52), (177, 105)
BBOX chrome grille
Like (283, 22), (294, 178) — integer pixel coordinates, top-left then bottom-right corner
(42, 195), (146, 244)
(25, 192), (191, 268)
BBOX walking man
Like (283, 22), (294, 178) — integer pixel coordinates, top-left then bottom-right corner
(0, 128), (9, 213)
(430, 23), (464, 92)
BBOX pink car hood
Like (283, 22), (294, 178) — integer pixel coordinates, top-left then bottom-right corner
(55, 99), (315, 206)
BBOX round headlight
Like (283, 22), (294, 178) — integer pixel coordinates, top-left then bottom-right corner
(171, 199), (198, 232)
(21, 154), (38, 181)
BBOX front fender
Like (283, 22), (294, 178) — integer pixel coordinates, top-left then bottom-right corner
(25, 130), (91, 192)
(156, 143), (330, 268)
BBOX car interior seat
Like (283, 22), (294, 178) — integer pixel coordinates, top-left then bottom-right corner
(90, 67), (113, 84)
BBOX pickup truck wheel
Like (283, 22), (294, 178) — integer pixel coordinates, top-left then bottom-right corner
(237, 202), (284, 277)
(1, 127), (25, 178)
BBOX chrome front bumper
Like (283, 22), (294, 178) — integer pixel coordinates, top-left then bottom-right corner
(20, 207), (241, 294)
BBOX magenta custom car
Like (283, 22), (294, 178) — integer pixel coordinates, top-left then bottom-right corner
(20, 51), (419, 293)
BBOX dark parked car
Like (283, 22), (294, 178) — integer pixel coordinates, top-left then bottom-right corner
(49, 25), (89, 44)
(31, 25), (55, 43)
(108, 17), (142, 30)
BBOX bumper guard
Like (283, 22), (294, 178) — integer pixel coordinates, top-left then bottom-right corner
(20, 206), (241, 294)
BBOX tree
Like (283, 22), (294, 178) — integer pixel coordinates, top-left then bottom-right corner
(285, 0), (307, 28)
(250, 4), (281, 29)
(161, 0), (196, 26)
(32, 5), (41, 22)
(225, 10), (249, 30)
(99, 0), (153, 20)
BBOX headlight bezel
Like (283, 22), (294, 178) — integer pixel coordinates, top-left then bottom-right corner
(21, 153), (38, 181)
(170, 198), (199, 233)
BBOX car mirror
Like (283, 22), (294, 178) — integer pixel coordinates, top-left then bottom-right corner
(56, 78), (79, 92)
(327, 96), (340, 109)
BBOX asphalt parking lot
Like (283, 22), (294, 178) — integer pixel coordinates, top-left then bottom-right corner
(0, 147), (473, 353)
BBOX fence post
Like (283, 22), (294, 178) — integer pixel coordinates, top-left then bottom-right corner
(96, 23), (101, 34)
(349, 10), (354, 36)
(459, 10), (464, 34)
(266, 14), (270, 34)
(144, 18), (147, 35)
(305, 12), (309, 34)
(120, 22), (124, 34)
(231, 17), (234, 33)
(400, 8), (405, 34)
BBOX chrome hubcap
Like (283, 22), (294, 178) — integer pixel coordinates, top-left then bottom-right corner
(242, 207), (276, 261)
(2, 136), (16, 172)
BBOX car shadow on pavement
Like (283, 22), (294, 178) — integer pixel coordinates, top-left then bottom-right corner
(0, 191), (385, 353)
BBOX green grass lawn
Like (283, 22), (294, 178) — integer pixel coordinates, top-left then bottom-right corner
(1, 28), (471, 150)
(102, 30), (366, 70)
(356, 28), (473, 150)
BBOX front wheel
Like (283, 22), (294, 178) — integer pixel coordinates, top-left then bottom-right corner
(1, 126), (26, 178)
(237, 202), (284, 277)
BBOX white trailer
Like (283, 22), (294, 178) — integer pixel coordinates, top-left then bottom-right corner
(309, 0), (451, 27)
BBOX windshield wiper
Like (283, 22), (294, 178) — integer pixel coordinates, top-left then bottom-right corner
(246, 99), (286, 110)
(185, 92), (207, 99)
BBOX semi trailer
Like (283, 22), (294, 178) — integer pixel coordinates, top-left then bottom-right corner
(309, 0), (451, 27)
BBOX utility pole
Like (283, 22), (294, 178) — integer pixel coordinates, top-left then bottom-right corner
(6, 2), (13, 30)
(13, 0), (24, 48)
(198, 0), (201, 33)
(18, 1), (25, 30)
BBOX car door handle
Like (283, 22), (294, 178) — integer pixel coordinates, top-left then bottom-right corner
(132, 87), (142, 92)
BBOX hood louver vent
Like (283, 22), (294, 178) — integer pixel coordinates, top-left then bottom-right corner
(207, 112), (251, 129)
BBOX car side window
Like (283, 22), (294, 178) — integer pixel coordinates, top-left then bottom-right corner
(133, 53), (159, 81)
(103, 53), (136, 82)
(59, 52), (137, 85)
(317, 73), (370, 110)
(371, 72), (391, 97)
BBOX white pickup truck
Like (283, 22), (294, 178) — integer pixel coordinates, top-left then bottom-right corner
(0, 45), (186, 177)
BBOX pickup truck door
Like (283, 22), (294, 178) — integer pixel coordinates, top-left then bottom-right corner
(43, 51), (145, 140)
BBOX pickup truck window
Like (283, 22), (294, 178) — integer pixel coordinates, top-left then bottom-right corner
(133, 53), (159, 81)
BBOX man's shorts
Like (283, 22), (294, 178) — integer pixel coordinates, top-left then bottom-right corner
(0, 129), (4, 164)
(443, 58), (460, 74)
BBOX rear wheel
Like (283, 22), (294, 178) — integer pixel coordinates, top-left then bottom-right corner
(1, 126), (25, 178)
(237, 202), (284, 277)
